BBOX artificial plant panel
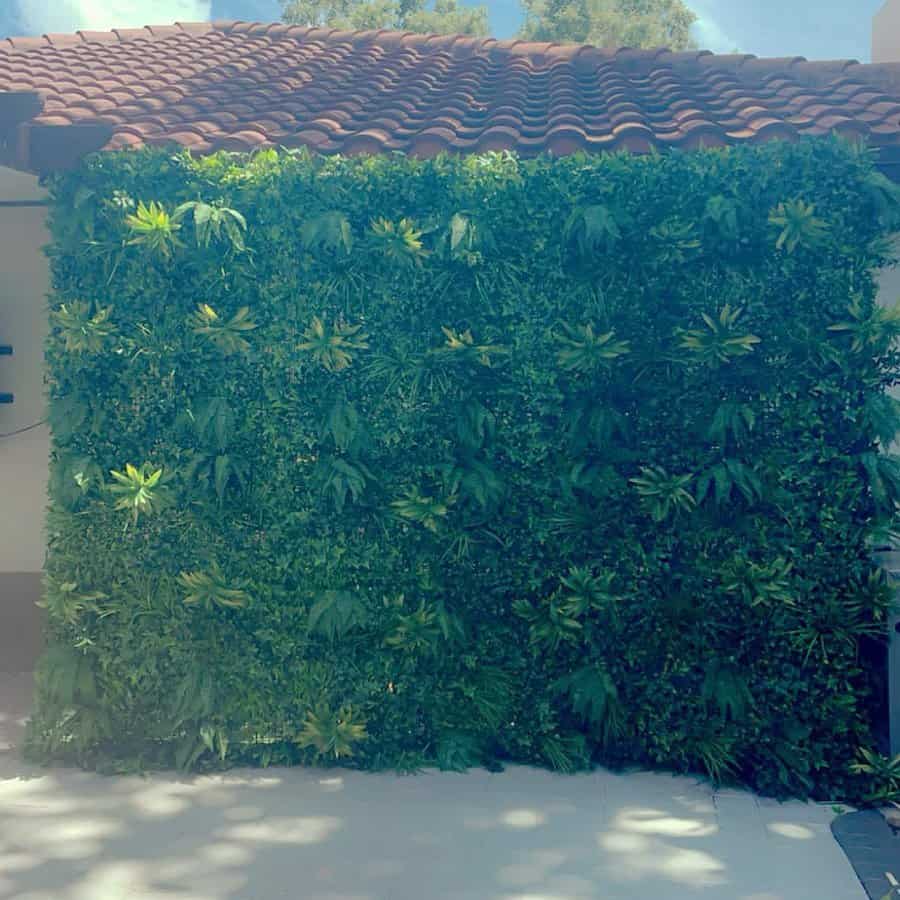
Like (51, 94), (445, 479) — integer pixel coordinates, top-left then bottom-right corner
(28, 138), (900, 799)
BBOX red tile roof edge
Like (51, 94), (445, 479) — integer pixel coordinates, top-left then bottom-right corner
(2, 22), (900, 175)
(0, 19), (875, 82)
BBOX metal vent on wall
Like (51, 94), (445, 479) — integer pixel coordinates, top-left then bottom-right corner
(873, 547), (900, 757)
(0, 343), (11, 404)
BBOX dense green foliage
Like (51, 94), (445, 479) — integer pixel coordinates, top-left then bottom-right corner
(277, 0), (696, 49)
(520, 0), (696, 49)
(28, 139), (900, 798)
(279, 0), (489, 36)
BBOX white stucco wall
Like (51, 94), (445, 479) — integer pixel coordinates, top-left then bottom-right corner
(874, 0), (900, 63)
(0, 165), (50, 574)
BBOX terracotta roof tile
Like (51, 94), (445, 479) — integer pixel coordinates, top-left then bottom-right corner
(2, 20), (900, 172)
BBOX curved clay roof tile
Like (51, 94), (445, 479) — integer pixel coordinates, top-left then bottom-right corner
(2, 20), (900, 172)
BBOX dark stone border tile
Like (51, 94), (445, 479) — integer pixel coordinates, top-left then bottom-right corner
(832, 810), (900, 899)
(0, 573), (43, 673)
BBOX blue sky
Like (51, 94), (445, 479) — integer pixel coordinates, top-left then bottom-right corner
(0, 1), (889, 62)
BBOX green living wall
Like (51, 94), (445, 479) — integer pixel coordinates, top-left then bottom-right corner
(28, 138), (900, 798)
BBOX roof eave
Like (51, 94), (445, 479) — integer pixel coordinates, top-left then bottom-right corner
(0, 91), (42, 171)
(5, 129), (900, 180)
(0, 91), (113, 173)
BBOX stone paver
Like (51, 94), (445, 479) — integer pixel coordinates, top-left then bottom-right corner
(832, 810), (900, 900)
(0, 674), (870, 899)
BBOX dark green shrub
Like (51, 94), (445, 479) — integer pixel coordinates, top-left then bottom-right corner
(28, 138), (900, 798)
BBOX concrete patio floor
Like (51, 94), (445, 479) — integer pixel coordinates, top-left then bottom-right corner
(0, 673), (870, 900)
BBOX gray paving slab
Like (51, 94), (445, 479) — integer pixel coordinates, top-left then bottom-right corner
(0, 674), (871, 900)
(832, 810), (900, 900)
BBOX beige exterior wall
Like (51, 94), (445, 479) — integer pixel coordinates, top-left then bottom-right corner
(874, 0), (900, 63)
(876, 244), (900, 304)
(0, 166), (50, 576)
(0, 166), (49, 667)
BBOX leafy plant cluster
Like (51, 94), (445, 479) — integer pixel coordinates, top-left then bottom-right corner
(27, 138), (900, 799)
(277, 0), (698, 51)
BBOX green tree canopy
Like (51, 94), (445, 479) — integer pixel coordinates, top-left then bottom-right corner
(520, 0), (697, 49)
(279, 0), (489, 36)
